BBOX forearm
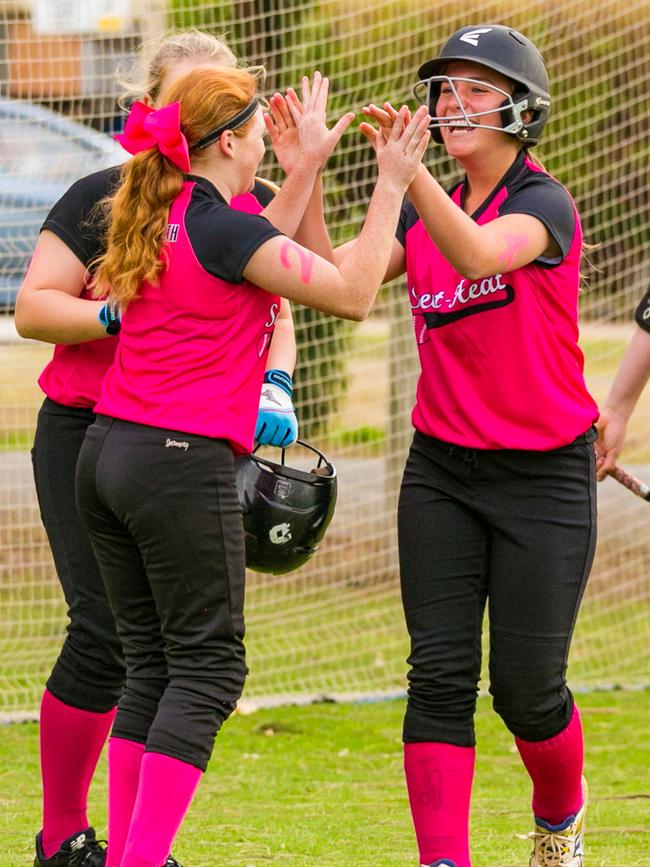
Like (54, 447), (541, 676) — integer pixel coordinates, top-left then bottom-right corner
(267, 304), (297, 375)
(261, 160), (320, 238)
(602, 327), (650, 421)
(337, 180), (404, 317)
(15, 291), (108, 344)
(293, 175), (335, 261)
(408, 165), (488, 277)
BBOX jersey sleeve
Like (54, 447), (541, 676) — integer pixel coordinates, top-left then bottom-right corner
(40, 166), (121, 267)
(251, 178), (277, 206)
(187, 199), (283, 284)
(396, 200), (416, 248)
(498, 176), (576, 264)
(634, 287), (650, 333)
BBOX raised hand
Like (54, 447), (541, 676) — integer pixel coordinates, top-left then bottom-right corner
(265, 91), (301, 175)
(360, 101), (412, 149)
(265, 71), (355, 175)
(370, 104), (431, 191)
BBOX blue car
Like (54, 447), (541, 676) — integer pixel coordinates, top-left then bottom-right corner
(0, 98), (125, 310)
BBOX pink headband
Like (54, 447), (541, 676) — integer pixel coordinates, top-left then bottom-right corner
(115, 101), (191, 172)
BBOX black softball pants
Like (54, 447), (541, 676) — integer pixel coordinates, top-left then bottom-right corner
(75, 415), (247, 772)
(398, 428), (597, 747)
(32, 398), (125, 713)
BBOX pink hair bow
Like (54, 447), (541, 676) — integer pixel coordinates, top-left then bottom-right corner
(115, 101), (191, 172)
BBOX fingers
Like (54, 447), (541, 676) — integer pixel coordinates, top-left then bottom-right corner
(358, 121), (380, 152)
(329, 111), (356, 143)
(362, 103), (393, 128)
(285, 87), (303, 125)
(404, 107), (432, 155)
(270, 92), (296, 132)
(263, 111), (279, 144)
(302, 70), (324, 112)
(315, 73), (330, 116)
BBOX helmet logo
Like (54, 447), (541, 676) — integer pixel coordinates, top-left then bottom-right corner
(274, 478), (293, 499)
(269, 523), (292, 545)
(459, 28), (493, 46)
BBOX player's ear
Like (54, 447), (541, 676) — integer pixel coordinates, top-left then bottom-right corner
(218, 130), (236, 158)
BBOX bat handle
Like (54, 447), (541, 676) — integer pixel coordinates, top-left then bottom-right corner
(610, 465), (650, 501)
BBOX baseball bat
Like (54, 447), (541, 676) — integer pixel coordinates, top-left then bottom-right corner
(609, 465), (650, 502)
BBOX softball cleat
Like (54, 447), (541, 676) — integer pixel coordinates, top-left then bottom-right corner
(34, 827), (106, 866)
(528, 777), (587, 866)
(422, 861), (458, 866)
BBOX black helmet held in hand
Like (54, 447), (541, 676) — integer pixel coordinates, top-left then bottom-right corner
(414, 24), (551, 146)
(236, 439), (337, 575)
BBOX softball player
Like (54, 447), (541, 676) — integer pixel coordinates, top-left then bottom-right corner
(361, 24), (598, 867)
(595, 288), (650, 477)
(14, 29), (315, 867)
(73, 67), (428, 867)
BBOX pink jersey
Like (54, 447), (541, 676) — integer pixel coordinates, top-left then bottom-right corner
(94, 177), (281, 454)
(37, 169), (275, 409)
(398, 153), (598, 450)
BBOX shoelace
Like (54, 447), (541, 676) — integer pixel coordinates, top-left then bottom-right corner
(80, 837), (107, 867)
(529, 828), (575, 866)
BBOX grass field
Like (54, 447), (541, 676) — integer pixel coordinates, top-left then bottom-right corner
(1, 690), (648, 866)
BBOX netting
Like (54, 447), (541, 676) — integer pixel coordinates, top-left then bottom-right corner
(1, 0), (649, 721)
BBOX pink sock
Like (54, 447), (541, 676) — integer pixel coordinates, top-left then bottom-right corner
(40, 689), (116, 858)
(515, 704), (584, 825)
(120, 752), (203, 867)
(404, 742), (475, 867)
(106, 738), (146, 867)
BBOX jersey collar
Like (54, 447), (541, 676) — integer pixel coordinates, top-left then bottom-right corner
(458, 149), (527, 222)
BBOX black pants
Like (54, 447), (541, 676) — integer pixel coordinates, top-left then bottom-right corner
(75, 415), (247, 771)
(398, 428), (597, 747)
(32, 398), (125, 713)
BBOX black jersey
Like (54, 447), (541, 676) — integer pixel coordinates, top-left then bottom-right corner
(41, 165), (276, 268)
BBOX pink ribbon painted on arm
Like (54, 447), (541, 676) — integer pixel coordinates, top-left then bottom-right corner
(114, 101), (191, 172)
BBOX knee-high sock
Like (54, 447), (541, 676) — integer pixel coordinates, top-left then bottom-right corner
(515, 704), (584, 825)
(404, 742), (475, 867)
(106, 738), (146, 867)
(120, 752), (203, 867)
(40, 689), (116, 858)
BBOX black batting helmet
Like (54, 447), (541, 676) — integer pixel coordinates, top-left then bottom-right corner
(236, 440), (337, 575)
(414, 24), (551, 146)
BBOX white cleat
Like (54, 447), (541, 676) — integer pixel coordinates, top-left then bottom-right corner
(528, 777), (588, 866)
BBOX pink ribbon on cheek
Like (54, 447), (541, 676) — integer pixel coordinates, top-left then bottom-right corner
(114, 101), (191, 173)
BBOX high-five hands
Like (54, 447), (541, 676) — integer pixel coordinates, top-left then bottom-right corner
(265, 71), (356, 174)
(368, 104), (431, 191)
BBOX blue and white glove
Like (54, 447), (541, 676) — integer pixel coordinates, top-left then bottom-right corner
(255, 369), (298, 447)
(98, 301), (121, 335)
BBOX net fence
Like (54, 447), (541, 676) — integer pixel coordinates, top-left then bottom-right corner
(0, 0), (649, 720)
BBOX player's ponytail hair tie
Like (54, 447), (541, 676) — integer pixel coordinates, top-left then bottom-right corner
(192, 99), (259, 151)
(115, 100), (191, 172)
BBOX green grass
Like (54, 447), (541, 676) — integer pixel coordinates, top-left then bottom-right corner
(1, 691), (648, 866)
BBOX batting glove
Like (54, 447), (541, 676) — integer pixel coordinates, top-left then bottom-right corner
(98, 301), (121, 335)
(255, 369), (298, 447)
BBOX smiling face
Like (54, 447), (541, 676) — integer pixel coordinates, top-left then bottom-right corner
(435, 60), (516, 158)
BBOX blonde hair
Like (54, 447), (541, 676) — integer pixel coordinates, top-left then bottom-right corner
(94, 67), (259, 307)
(117, 28), (263, 109)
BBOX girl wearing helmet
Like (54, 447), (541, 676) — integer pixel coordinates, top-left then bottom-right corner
(360, 24), (596, 867)
(15, 29), (330, 867)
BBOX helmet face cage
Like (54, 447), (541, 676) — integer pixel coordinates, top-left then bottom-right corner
(413, 75), (530, 138)
(415, 25), (551, 146)
(236, 440), (337, 575)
